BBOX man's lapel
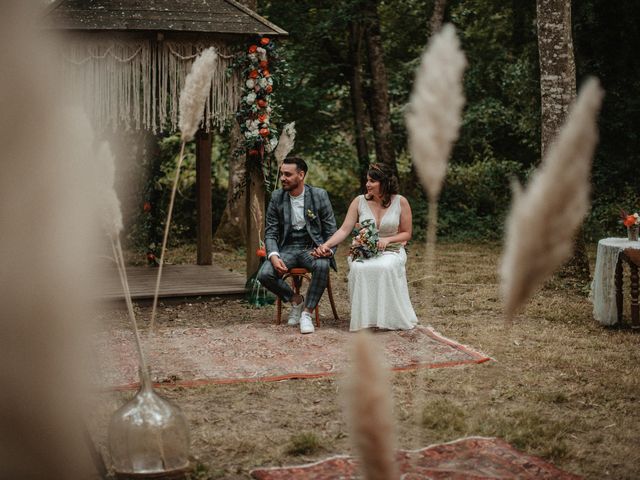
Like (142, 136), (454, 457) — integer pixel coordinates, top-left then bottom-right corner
(282, 190), (291, 242)
(304, 185), (315, 237)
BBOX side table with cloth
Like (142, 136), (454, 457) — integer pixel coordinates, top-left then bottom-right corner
(590, 237), (640, 326)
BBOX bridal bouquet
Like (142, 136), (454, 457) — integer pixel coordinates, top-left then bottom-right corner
(350, 219), (380, 261)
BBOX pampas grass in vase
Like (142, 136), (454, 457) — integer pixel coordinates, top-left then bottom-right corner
(94, 139), (191, 477)
(149, 47), (218, 331)
(500, 78), (604, 324)
(343, 332), (399, 480)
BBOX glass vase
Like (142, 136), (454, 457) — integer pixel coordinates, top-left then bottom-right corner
(108, 369), (190, 479)
(628, 225), (639, 242)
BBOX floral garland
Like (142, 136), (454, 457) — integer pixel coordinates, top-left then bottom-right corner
(234, 36), (281, 168)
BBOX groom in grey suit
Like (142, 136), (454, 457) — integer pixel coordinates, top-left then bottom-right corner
(257, 156), (337, 334)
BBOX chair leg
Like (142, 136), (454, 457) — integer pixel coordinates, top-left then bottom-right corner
(276, 297), (282, 324)
(327, 275), (340, 321)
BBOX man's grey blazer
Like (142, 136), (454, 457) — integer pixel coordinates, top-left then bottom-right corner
(264, 184), (338, 270)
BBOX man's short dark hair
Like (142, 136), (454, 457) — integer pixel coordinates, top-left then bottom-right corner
(283, 156), (308, 175)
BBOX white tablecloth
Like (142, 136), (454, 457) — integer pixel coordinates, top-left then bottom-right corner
(590, 237), (640, 325)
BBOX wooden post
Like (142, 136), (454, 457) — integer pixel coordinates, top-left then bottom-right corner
(196, 129), (212, 265)
(246, 157), (265, 278)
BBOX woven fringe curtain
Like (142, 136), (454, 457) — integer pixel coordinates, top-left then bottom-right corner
(60, 34), (240, 132)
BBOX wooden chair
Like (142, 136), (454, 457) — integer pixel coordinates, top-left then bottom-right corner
(275, 267), (340, 327)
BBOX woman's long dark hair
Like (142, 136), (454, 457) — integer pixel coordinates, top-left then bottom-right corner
(365, 163), (399, 208)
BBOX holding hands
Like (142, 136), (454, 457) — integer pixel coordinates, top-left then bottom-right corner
(311, 243), (332, 258)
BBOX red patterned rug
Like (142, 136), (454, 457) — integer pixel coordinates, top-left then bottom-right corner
(250, 437), (582, 479)
(94, 325), (489, 390)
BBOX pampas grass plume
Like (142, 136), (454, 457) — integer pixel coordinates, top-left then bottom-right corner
(343, 331), (399, 480)
(179, 47), (217, 142)
(95, 141), (123, 237)
(274, 122), (296, 165)
(406, 24), (467, 202)
(500, 78), (604, 321)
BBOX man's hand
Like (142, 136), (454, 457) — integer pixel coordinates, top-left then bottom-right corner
(311, 244), (332, 258)
(270, 255), (288, 275)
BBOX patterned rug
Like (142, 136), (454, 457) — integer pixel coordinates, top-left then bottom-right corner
(250, 437), (582, 479)
(94, 324), (489, 390)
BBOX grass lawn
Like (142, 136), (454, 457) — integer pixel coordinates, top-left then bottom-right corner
(94, 241), (640, 479)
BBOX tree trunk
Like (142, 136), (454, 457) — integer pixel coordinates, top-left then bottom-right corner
(429, 0), (447, 35)
(214, 122), (247, 245)
(364, 0), (396, 174)
(537, 0), (590, 284)
(348, 18), (370, 192)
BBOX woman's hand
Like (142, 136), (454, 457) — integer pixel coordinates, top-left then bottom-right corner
(377, 238), (389, 251)
(312, 244), (332, 258)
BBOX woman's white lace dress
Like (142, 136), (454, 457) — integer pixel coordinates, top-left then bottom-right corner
(348, 194), (418, 331)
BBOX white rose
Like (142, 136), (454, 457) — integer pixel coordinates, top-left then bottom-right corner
(634, 213), (639, 218)
(248, 53), (258, 62)
(244, 131), (254, 139)
(266, 106), (272, 113)
(267, 77), (273, 85)
(258, 77), (268, 88)
(250, 119), (260, 130)
(246, 92), (256, 105)
(246, 79), (255, 89)
(257, 47), (267, 61)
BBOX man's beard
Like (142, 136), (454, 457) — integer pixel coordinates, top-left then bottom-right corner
(282, 179), (298, 191)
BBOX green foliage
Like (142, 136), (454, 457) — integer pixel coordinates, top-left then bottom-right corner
(126, 133), (229, 257)
(438, 158), (527, 240)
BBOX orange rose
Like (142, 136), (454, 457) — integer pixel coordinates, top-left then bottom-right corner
(259, 60), (269, 69)
(260, 37), (270, 46)
(143, 201), (152, 213)
(262, 69), (271, 78)
(249, 70), (259, 79)
(256, 248), (266, 257)
(258, 114), (269, 123)
(624, 215), (636, 227)
(265, 85), (273, 94)
(259, 127), (270, 137)
(248, 45), (258, 53)
(257, 99), (268, 108)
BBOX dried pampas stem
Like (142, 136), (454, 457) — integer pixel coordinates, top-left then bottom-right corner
(179, 47), (218, 142)
(500, 78), (604, 323)
(274, 122), (296, 166)
(150, 142), (186, 332)
(405, 23), (467, 288)
(344, 332), (399, 480)
(150, 48), (218, 331)
(273, 122), (296, 190)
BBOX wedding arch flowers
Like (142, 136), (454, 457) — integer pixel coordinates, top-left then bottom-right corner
(234, 36), (282, 171)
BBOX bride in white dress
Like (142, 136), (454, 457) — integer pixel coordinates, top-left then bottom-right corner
(314, 163), (418, 331)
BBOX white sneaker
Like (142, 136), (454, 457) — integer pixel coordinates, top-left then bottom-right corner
(288, 297), (304, 326)
(299, 311), (315, 334)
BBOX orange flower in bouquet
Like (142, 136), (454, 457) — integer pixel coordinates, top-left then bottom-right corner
(620, 209), (640, 227)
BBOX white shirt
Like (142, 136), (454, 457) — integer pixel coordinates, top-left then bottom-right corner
(289, 186), (306, 231)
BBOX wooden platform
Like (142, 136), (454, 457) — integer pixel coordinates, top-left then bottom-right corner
(100, 264), (246, 301)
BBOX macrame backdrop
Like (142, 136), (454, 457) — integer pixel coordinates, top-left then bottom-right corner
(60, 34), (241, 132)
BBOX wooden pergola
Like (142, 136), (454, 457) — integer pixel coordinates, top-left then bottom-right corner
(43, 0), (287, 294)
